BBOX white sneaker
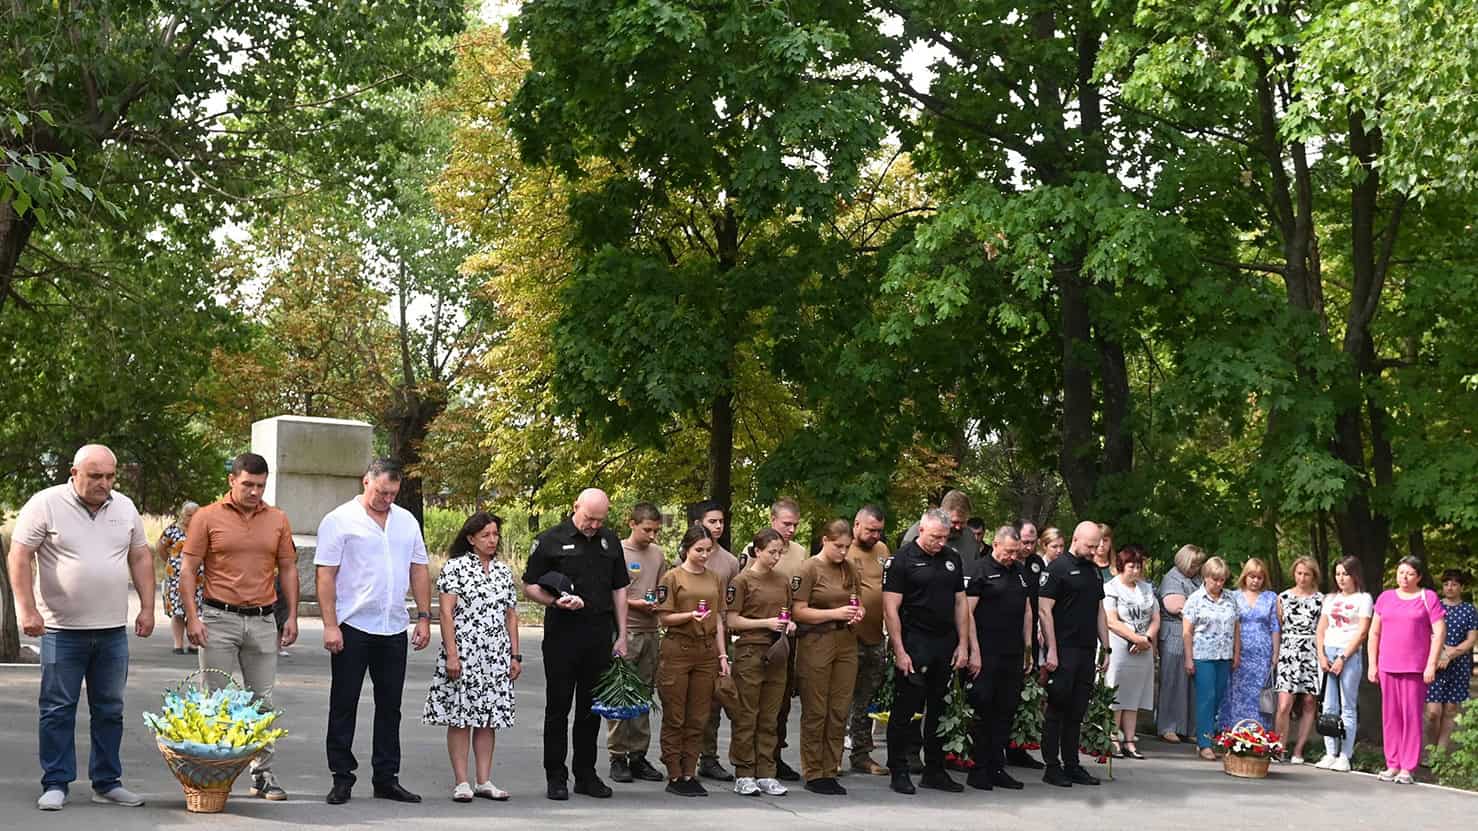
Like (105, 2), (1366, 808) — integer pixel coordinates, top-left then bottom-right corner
(452, 782), (474, 802)
(1314, 755), (1337, 770)
(1290, 755), (1305, 765)
(474, 781), (509, 801)
(1331, 756), (1351, 772)
(37, 789), (66, 811)
(756, 777), (788, 796)
(734, 777), (760, 796)
(91, 786), (144, 807)
(1377, 764), (1396, 780)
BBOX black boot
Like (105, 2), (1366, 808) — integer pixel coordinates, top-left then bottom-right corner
(610, 755), (633, 783)
(890, 770), (916, 794)
(629, 754), (665, 782)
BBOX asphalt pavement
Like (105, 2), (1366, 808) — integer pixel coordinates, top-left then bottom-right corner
(0, 606), (1472, 830)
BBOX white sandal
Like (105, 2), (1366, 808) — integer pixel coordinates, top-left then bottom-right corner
(475, 781), (510, 801)
(452, 782), (474, 802)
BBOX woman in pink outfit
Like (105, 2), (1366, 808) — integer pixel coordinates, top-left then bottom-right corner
(1367, 556), (1446, 784)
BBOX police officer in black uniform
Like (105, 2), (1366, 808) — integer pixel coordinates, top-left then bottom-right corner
(1037, 520), (1110, 787)
(882, 509), (970, 795)
(963, 525), (1033, 790)
(522, 488), (631, 801)
(1006, 518), (1047, 770)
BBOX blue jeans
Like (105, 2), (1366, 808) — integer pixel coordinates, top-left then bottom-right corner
(1192, 659), (1232, 749)
(1321, 646), (1362, 758)
(39, 628), (129, 794)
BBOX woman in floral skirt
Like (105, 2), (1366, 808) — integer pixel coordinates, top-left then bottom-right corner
(424, 512), (520, 802)
(1274, 557), (1323, 763)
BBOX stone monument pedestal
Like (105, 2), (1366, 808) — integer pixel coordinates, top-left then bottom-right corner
(251, 415), (372, 613)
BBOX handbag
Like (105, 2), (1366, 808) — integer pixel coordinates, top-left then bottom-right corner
(1314, 670), (1346, 740)
(1258, 685), (1278, 714)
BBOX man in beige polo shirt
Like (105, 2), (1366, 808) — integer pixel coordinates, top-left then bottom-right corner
(180, 451), (298, 800)
(7, 444), (155, 811)
(606, 502), (668, 784)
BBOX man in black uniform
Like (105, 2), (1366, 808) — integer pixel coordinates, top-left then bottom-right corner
(1006, 518), (1047, 770)
(522, 488), (631, 800)
(1037, 520), (1109, 787)
(963, 526), (1033, 790)
(882, 509), (970, 795)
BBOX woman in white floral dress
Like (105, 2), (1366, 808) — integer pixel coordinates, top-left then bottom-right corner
(424, 512), (521, 802)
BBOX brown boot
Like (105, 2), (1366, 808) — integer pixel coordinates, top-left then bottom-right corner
(851, 755), (888, 776)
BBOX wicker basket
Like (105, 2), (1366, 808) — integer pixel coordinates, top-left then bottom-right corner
(1223, 751), (1271, 779)
(157, 739), (262, 813)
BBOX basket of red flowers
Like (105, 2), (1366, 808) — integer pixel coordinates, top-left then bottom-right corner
(1215, 719), (1283, 779)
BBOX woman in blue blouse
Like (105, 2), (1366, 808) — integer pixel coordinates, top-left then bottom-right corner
(1217, 558), (1281, 732)
(1425, 569), (1478, 762)
(1182, 557), (1239, 760)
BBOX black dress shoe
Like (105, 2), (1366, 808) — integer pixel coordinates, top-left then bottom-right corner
(547, 780), (569, 801)
(1042, 765), (1072, 787)
(919, 769), (963, 792)
(610, 755), (633, 783)
(908, 754), (925, 774)
(890, 770), (916, 794)
(776, 759), (801, 781)
(573, 776), (613, 798)
(804, 777), (846, 795)
(990, 769), (1025, 790)
(1007, 747), (1045, 769)
(1065, 765), (1100, 786)
(698, 757), (735, 781)
(326, 782), (352, 804)
(373, 781), (422, 803)
(629, 754), (665, 782)
(965, 770), (994, 791)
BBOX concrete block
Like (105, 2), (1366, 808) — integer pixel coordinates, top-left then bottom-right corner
(251, 416), (372, 478)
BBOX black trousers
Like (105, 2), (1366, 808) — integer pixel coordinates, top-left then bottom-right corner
(327, 625), (408, 786)
(1042, 645), (1095, 769)
(886, 632), (956, 773)
(967, 652), (1025, 772)
(542, 615), (613, 783)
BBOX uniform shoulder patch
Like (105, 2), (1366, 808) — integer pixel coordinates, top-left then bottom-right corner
(726, 585), (736, 604)
(790, 575), (802, 592)
(945, 560), (956, 572)
(1031, 562), (1041, 573)
(883, 557), (894, 570)
(656, 585), (669, 602)
(962, 575), (971, 588)
(1039, 572), (1049, 587)
(628, 561), (642, 572)
(737, 553), (749, 570)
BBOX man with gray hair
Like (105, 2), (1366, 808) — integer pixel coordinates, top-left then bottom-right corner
(900, 490), (981, 564)
(7, 444), (155, 811)
(962, 525), (1034, 789)
(1037, 520), (1110, 787)
(882, 509), (970, 794)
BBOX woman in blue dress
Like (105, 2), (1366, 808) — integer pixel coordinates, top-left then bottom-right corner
(1218, 558), (1281, 731)
(1425, 569), (1478, 762)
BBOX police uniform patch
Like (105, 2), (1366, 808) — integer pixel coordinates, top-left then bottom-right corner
(945, 560), (956, 572)
(656, 585), (669, 602)
(1031, 562), (1041, 574)
(737, 553), (749, 570)
(726, 585), (736, 604)
(601, 537), (610, 550)
(1039, 573), (1049, 587)
(883, 557), (894, 570)
(790, 575), (802, 592)
(962, 576), (971, 588)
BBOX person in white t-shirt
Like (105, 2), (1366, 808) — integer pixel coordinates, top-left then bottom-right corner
(1313, 556), (1373, 771)
(315, 459), (432, 805)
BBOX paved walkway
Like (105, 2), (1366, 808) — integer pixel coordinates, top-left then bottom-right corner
(0, 611), (1472, 829)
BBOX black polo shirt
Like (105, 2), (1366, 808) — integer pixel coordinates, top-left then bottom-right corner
(966, 555), (1031, 655)
(1039, 552), (1105, 648)
(522, 518), (630, 621)
(883, 541), (965, 637)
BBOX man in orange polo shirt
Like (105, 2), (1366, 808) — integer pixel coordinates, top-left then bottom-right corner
(179, 452), (298, 801)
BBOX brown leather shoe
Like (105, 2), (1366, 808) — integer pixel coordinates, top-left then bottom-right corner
(851, 756), (888, 776)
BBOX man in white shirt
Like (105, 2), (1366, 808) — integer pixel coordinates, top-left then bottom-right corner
(315, 459), (432, 805)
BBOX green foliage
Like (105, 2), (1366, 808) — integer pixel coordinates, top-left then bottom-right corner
(1010, 674), (1046, 749)
(937, 671), (976, 758)
(1431, 700), (1478, 791)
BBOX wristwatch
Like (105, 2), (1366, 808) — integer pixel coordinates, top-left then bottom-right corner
(511, 654), (523, 662)
(416, 611), (432, 621)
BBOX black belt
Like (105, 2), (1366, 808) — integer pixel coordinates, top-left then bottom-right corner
(796, 620), (848, 637)
(203, 597), (276, 617)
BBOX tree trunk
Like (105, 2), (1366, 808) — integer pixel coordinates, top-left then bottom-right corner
(1058, 265), (1097, 513)
(707, 391), (734, 550)
(0, 201), (38, 315)
(386, 392), (446, 527)
(0, 531), (20, 662)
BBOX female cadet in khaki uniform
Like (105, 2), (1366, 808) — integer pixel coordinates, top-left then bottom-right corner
(654, 525), (730, 796)
(792, 519), (865, 795)
(725, 529), (796, 797)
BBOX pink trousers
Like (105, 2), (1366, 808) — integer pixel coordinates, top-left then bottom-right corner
(1379, 671), (1426, 771)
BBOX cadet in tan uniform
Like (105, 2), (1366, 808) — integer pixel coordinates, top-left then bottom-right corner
(793, 519), (864, 795)
(845, 505), (890, 775)
(607, 502), (668, 784)
(738, 497), (808, 781)
(725, 529), (796, 797)
(654, 525), (729, 797)
(692, 500), (741, 782)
